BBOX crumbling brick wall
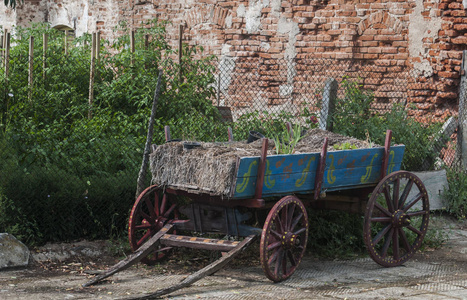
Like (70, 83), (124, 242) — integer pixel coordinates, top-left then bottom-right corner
(2, 0), (466, 121)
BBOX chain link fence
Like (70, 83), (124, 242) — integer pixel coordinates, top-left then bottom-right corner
(0, 28), (463, 246)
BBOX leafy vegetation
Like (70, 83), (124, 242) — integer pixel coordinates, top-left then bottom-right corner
(332, 77), (442, 171)
(443, 168), (467, 220)
(0, 21), (225, 245)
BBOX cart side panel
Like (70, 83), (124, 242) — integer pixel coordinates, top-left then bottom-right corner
(323, 145), (405, 191)
(233, 153), (320, 199)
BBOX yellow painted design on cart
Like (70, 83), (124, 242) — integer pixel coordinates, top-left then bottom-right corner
(327, 154), (336, 185)
(387, 150), (395, 174)
(361, 154), (378, 183)
(295, 156), (316, 187)
(264, 160), (276, 189)
(236, 161), (258, 193)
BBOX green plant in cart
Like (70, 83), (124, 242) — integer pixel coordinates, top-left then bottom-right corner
(272, 123), (303, 154)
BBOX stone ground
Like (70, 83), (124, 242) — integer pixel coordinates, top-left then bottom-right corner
(0, 215), (466, 300)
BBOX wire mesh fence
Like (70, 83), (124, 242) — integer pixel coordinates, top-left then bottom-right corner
(0, 27), (463, 246)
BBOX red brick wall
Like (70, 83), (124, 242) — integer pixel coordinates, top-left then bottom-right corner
(3, 0), (467, 121)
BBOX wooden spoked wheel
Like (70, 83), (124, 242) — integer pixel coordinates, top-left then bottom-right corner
(128, 185), (181, 265)
(260, 196), (309, 282)
(364, 171), (429, 267)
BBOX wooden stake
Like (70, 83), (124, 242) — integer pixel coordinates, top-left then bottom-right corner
(28, 36), (34, 101)
(88, 32), (96, 119)
(43, 33), (48, 80)
(179, 24), (183, 82)
(130, 30), (135, 67)
(4, 32), (10, 80)
(96, 31), (100, 61)
(136, 69), (163, 198)
(64, 30), (68, 55)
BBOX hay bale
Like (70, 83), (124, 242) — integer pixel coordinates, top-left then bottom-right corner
(149, 129), (374, 196)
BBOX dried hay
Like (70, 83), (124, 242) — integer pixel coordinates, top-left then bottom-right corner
(149, 129), (375, 196)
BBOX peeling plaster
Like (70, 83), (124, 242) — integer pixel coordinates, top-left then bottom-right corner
(218, 43), (236, 105)
(225, 15), (232, 28)
(245, 0), (265, 34)
(277, 17), (299, 97)
(237, 5), (246, 18)
(408, 0), (442, 77)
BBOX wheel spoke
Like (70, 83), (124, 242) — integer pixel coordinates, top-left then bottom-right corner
(270, 229), (282, 241)
(392, 228), (400, 261)
(381, 228), (394, 258)
(293, 227), (306, 236)
(267, 241), (282, 251)
(274, 248), (284, 277)
(268, 247), (281, 265)
(383, 185), (395, 213)
(163, 203), (176, 218)
(403, 193), (423, 212)
(370, 217), (391, 223)
(135, 224), (152, 230)
(407, 225), (422, 236)
(287, 203), (296, 230)
(275, 214), (285, 234)
(160, 193), (167, 216)
(372, 223), (392, 245)
(398, 180), (414, 209)
(406, 210), (428, 217)
(290, 212), (304, 231)
(145, 197), (156, 219)
(137, 230), (152, 247)
(140, 211), (153, 223)
(399, 228), (411, 253)
(374, 202), (392, 217)
(393, 178), (400, 210)
(153, 192), (160, 217)
(281, 250), (288, 275)
(287, 249), (297, 267)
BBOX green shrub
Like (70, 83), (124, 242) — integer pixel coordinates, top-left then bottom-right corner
(443, 168), (467, 220)
(332, 78), (441, 171)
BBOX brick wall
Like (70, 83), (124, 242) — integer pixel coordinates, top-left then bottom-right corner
(2, 0), (467, 121)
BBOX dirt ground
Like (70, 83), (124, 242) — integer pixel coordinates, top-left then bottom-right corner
(0, 215), (466, 300)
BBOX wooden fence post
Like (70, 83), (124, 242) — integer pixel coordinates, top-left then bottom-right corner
(130, 30), (135, 67)
(318, 78), (338, 131)
(458, 50), (467, 170)
(88, 32), (96, 119)
(179, 24), (183, 82)
(64, 30), (68, 55)
(4, 32), (10, 80)
(43, 33), (48, 80)
(0, 33), (3, 68)
(28, 36), (34, 101)
(96, 31), (100, 61)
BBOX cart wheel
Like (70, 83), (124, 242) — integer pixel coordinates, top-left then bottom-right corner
(364, 171), (429, 267)
(128, 185), (181, 265)
(260, 195), (308, 282)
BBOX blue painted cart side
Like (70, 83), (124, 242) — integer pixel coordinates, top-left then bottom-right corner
(231, 145), (405, 199)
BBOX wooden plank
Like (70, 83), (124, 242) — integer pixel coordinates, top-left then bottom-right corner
(127, 235), (256, 300)
(232, 146), (405, 199)
(82, 224), (174, 287)
(160, 234), (239, 251)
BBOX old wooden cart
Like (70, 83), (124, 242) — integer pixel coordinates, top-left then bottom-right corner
(84, 129), (429, 297)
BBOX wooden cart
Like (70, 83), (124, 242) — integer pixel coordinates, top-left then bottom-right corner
(84, 130), (429, 297)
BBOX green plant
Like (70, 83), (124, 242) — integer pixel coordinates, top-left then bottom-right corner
(272, 123), (303, 154)
(443, 168), (467, 220)
(332, 142), (357, 150)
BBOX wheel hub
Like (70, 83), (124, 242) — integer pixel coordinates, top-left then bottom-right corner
(392, 210), (410, 228)
(281, 232), (299, 250)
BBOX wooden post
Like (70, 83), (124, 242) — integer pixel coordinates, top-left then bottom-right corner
(95, 31), (100, 61)
(0, 33), (3, 68)
(88, 32), (96, 119)
(130, 30), (135, 67)
(458, 50), (467, 170)
(64, 30), (68, 55)
(179, 24), (183, 82)
(43, 33), (48, 80)
(4, 32), (10, 80)
(318, 78), (338, 131)
(28, 36), (34, 101)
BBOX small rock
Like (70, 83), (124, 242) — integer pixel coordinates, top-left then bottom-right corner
(0, 233), (30, 269)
